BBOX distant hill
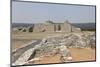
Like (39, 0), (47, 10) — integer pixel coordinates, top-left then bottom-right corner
(71, 23), (96, 31)
(12, 23), (33, 28)
(12, 23), (96, 31)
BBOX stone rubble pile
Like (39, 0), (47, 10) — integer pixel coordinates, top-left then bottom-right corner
(44, 32), (95, 48)
(29, 32), (95, 62)
(13, 32), (95, 65)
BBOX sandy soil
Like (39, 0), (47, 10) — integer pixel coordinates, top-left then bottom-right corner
(12, 32), (96, 64)
(12, 39), (33, 51)
(28, 48), (95, 64)
(69, 48), (95, 61)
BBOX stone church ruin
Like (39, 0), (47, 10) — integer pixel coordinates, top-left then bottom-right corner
(12, 20), (81, 33)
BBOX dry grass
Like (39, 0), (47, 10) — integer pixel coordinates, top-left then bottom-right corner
(12, 32), (80, 39)
(11, 39), (33, 51)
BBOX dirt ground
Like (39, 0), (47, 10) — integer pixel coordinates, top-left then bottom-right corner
(12, 32), (96, 64)
(28, 48), (95, 64)
(12, 32), (66, 51)
(69, 48), (95, 61)
(12, 39), (33, 51)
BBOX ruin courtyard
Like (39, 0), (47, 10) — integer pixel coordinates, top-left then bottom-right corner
(12, 20), (96, 66)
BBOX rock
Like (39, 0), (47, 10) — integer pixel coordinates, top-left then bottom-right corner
(41, 38), (47, 44)
(67, 57), (73, 61)
(13, 32), (96, 65)
(87, 33), (96, 49)
(57, 45), (72, 62)
(61, 57), (73, 62)
(74, 37), (87, 48)
(13, 48), (35, 65)
(39, 44), (57, 54)
(58, 45), (71, 57)
(28, 57), (41, 62)
(65, 33), (92, 48)
(46, 35), (63, 44)
(45, 32), (95, 48)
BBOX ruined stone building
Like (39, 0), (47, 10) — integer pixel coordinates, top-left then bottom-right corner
(12, 20), (81, 33)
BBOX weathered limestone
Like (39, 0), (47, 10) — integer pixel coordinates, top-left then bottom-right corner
(87, 33), (96, 49)
(42, 33), (95, 48)
(72, 26), (81, 32)
(12, 32), (95, 65)
(13, 48), (36, 65)
(58, 45), (72, 62)
(12, 20), (81, 33)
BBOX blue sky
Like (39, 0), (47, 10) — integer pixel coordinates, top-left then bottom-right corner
(12, 1), (95, 23)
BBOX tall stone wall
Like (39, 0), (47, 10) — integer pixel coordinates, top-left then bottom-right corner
(71, 26), (81, 32)
(33, 23), (55, 32)
(44, 24), (55, 32)
(34, 21), (81, 33)
(33, 24), (44, 32)
(63, 21), (72, 32)
(12, 20), (81, 33)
